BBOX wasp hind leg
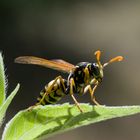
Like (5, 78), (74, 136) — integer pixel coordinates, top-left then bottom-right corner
(47, 76), (66, 93)
(69, 78), (83, 113)
(36, 75), (66, 105)
(28, 76), (66, 111)
(84, 82), (100, 106)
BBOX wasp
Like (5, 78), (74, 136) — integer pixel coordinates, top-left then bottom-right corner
(15, 50), (123, 112)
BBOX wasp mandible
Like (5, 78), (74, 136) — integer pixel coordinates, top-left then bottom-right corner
(15, 50), (123, 112)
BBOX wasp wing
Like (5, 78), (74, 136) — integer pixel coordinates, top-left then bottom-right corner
(15, 56), (75, 73)
(50, 59), (75, 68)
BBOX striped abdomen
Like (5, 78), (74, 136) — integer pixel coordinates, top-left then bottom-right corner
(36, 79), (67, 105)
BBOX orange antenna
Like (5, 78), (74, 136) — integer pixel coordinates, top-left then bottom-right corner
(103, 56), (123, 68)
(94, 50), (102, 68)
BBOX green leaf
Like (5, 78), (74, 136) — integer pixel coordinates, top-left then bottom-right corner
(0, 84), (20, 125)
(2, 103), (140, 140)
(0, 53), (20, 126)
(0, 53), (6, 106)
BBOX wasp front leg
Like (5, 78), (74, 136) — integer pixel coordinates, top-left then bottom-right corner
(69, 78), (83, 113)
(84, 82), (100, 105)
(84, 67), (90, 84)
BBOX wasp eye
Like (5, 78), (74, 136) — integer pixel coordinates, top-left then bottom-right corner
(91, 63), (100, 76)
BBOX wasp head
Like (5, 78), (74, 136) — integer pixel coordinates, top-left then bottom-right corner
(90, 63), (103, 83)
(92, 50), (124, 83)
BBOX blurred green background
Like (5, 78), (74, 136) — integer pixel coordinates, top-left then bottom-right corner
(1, 0), (140, 140)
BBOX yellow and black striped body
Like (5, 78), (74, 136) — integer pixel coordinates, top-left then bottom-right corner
(36, 62), (103, 105)
(37, 78), (67, 105)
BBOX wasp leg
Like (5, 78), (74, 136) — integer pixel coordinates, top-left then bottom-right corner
(37, 76), (66, 105)
(27, 104), (38, 111)
(84, 82), (100, 105)
(90, 78), (97, 85)
(84, 67), (90, 84)
(69, 78), (83, 113)
(28, 76), (66, 111)
(47, 76), (66, 92)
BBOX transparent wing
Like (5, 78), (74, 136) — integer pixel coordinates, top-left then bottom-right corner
(15, 56), (75, 73)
